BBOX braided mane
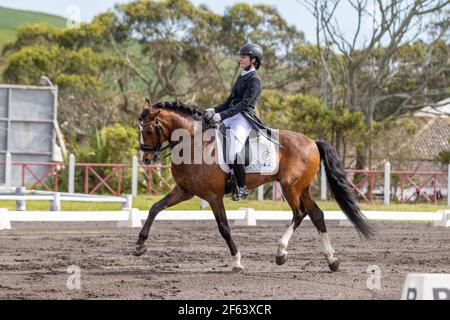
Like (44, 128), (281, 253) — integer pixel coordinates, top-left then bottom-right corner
(140, 101), (204, 120)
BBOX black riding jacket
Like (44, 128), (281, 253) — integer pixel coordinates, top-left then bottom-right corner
(213, 70), (278, 144)
(214, 71), (262, 120)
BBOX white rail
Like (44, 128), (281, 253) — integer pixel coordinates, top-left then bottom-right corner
(0, 192), (131, 211)
(0, 208), (448, 230)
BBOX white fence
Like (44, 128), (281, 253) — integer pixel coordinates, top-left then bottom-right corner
(1, 208), (449, 230)
(0, 188), (131, 211)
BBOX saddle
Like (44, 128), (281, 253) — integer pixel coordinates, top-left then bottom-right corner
(213, 123), (280, 194)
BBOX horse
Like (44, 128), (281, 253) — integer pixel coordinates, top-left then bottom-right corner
(133, 99), (374, 273)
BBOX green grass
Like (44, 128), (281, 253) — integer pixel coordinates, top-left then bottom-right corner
(0, 195), (447, 212)
(0, 6), (66, 50)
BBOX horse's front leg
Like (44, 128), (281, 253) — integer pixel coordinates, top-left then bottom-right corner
(133, 186), (193, 256)
(208, 196), (244, 273)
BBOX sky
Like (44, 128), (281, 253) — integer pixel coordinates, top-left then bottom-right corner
(0, 0), (436, 45)
(0, 0), (366, 44)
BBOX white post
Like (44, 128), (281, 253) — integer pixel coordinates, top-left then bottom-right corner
(0, 208), (11, 230)
(5, 152), (11, 190)
(272, 181), (282, 200)
(448, 164), (450, 207)
(122, 194), (132, 210)
(234, 208), (257, 226)
(384, 161), (391, 205)
(257, 185), (264, 201)
(320, 161), (327, 200)
(131, 156), (138, 197)
(199, 199), (209, 209)
(15, 186), (25, 211)
(51, 193), (61, 211)
(68, 153), (75, 193)
(117, 208), (142, 228)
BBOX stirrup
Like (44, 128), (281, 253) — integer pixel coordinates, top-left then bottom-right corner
(231, 186), (248, 201)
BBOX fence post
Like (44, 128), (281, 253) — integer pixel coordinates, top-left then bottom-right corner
(257, 185), (264, 201)
(272, 181), (282, 200)
(68, 153), (75, 193)
(384, 161), (391, 205)
(122, 194), (133, 210)
(131, 156), (138, 197)
(320, 161), (327, 200)
(51, 192), (61, 211)
(5, 152), (11, 190)
(15, 186), (25, 211)
(448, 164), (450, 207)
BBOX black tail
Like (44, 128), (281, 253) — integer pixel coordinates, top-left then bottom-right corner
(316, 140), (375, 239)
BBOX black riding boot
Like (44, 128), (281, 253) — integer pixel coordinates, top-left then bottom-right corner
(231, 160), (248, 201)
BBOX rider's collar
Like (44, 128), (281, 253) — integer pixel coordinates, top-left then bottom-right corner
(241, 67), (255, 77)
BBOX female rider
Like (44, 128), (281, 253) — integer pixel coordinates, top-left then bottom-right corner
(204, 43), (264, 201)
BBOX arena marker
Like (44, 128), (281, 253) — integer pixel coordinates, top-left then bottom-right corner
(0, 208), (11, 230)
(117, 208), (142, 228)
(234, 208), (257, 226)
(433, 210), (450, 227)
(401, 274), (450, 300)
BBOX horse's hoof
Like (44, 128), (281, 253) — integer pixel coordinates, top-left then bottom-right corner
(328, 259), (340, 272)
(133, 244), (147, 257)
(275, 254), (287, 266)
(232, 266), (244, 273)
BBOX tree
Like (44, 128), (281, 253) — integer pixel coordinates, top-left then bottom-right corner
(1, 0), (308, 131)
(437, 138), (450, 166)
(298, 0), (449, 169)
(1, 23), (120, 138)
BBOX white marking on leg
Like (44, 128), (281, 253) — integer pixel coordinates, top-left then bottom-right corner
(319, 232), (337, 264)
(231, 251), (244, 271)
(277, 222), (295, 257)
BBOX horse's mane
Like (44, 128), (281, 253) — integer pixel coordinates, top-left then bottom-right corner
(141, 101), (204, 120)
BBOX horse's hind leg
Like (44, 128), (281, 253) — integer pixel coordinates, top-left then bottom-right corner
(301, 189), (340, 272)
(275, 184), (306, 266)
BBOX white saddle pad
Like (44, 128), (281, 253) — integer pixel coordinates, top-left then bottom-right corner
(214, 127), (279, 175)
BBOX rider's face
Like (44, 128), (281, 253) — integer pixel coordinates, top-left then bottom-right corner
(239, 55), (252, 69)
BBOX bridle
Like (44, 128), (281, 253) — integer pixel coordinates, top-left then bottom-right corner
(138, 117), (171, 162)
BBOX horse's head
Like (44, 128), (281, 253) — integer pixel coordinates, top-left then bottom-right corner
(138, 98), (168, 165)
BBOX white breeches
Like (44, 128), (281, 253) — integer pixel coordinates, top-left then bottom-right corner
(223, 113), (252, 163)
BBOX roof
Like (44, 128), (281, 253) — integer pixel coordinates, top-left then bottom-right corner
(414, 97), (450, 117)
(409, 117), (450, 160)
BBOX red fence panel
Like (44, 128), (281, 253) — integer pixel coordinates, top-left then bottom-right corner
(1, 160), (447, 203)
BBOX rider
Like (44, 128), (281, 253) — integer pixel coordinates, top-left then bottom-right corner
(204, 43), (264, 201)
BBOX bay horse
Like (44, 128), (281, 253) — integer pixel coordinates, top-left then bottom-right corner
(133, 99), (374, 273)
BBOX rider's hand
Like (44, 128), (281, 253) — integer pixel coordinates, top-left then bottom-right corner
(204, 108), (215, 123)
(211, 113), (221, 124)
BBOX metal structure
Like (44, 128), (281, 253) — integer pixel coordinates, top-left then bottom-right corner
(0, 81), (59, 187)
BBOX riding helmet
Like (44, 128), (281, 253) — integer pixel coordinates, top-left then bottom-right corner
(237, 43), (263, 69)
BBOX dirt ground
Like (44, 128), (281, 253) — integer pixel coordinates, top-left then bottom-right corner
(0, 220), (449, 300)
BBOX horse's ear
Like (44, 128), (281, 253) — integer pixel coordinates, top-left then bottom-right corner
(143, 98), (151, 110)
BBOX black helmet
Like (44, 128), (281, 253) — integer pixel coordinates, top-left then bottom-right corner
(237, 43), (263, 69)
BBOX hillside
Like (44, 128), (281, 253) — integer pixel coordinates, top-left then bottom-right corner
(0, 6), (66, 50)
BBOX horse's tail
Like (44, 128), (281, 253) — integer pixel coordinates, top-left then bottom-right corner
(315, 139), (375, 239)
